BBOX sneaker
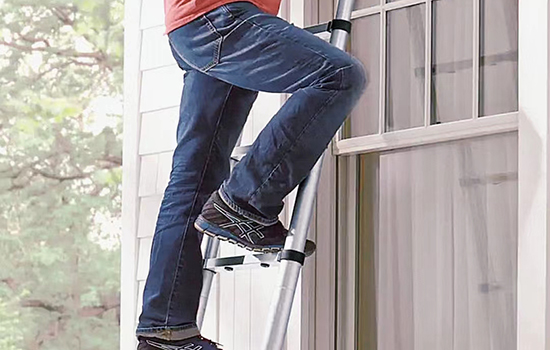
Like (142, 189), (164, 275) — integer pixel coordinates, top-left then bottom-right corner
(138, 335), (222, 350)
(195, 191), (316, 256)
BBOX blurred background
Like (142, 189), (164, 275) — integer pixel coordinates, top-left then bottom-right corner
(0, 0), (123, 349)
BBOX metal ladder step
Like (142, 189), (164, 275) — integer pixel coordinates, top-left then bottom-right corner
(204, 251), (281, 272)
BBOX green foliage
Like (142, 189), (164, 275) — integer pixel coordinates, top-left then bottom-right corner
(0, 0), (123, 348)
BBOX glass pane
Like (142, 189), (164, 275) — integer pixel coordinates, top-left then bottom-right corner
(354, 0), (379, 11)
(356, 132), (518, 350)
(480, 0), (518, 116)
(386, 5), (425, 132)
(432, 0), (474, 124)
(345, 15), (380, 138)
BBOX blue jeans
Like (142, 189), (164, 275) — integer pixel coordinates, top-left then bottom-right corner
(136, 0), (367, 341)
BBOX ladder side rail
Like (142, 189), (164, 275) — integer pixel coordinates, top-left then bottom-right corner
(261, 0), (356, 346)
(260, 154), (325, 350)
(197, 236), (220, 329)
(197, 155), (240, 329)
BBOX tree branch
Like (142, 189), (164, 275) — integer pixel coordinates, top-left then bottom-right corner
(34, 61), (72, 82)
(78, 303), (120, 317)
(18, 33), (51, 48)
(21, 299), (65, 313)
(1, 278), (18, 291)
(31, 168), (90, 182)
(101, 155), (122, 166)
(20, 297), (120, 318)
(30, 160), (120, 182)
(0, 39), (105, 60)
(51, 6), (75, 26)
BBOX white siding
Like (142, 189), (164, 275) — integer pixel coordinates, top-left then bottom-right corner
(121, 0), (333, 349)
(121, 0), (143, 348)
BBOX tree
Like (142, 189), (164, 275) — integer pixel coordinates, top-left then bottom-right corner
(0, 0), (123, 348)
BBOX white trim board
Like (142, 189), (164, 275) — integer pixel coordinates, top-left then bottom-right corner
(517, 0), (550, 349)
(120, 0), (143, 348)
(334, 112), (518, 155)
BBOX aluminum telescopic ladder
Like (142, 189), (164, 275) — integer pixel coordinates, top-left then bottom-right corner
(196, 0), (356, 347)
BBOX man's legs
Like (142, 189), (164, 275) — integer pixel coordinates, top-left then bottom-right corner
(137, 0), (367, 342)
(168, 1), (367, 224)
(136, 57), (258, 340)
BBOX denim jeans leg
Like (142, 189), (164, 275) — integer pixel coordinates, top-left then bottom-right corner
(136, 47), (258, 340)
(167, 1), (367, 223)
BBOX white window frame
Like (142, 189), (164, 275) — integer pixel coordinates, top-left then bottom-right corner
(120, 0), (142, 350)
(334, 0), (519, 154)
(311, 0), (550, 349)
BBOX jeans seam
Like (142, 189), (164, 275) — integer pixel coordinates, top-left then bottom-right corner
(248, 65), (351, 202)
(168, 17), (222, 73)
(164, 84), (234, 325)
(200, 15), (223, 71)
(220, 4), (235, 19)
(136, 324), (198, 332)
(339, 64), (353, 90)
(136, 324), (201, 342)
(168, 37), (203, 73)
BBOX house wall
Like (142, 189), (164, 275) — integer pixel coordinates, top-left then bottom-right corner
(121, 0), (338, 349)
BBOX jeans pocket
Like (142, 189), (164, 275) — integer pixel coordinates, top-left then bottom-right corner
(203, 4), (245, 38)
(168, 15), (223, 72)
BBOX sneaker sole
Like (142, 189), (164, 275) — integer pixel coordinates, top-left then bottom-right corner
(194, 215), (283, 254)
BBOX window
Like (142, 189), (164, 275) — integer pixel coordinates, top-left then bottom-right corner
(354, 132), (518, 350)
(335, 1), (520, 348)
(344, 0), (519, 138)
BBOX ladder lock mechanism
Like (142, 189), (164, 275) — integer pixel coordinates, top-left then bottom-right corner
(328, 19), (352, 33)
(279, 249), (306, 266)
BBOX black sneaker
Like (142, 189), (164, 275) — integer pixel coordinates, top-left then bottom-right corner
(138, 335), (222, 350)
(195, 191), (316, 256)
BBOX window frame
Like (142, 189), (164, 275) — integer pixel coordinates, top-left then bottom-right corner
(334, 0), (519, 154)
(314, 0), (550, 349)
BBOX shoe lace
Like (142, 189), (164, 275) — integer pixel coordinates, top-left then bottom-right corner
(197, 335), (224, 349)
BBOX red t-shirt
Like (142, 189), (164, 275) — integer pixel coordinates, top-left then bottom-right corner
(164, 0), (282, 34)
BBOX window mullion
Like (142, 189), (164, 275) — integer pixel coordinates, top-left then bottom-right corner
(379, 5), (386, 134)
(424, 0), (432, 127)
(472, 0), (480, 119)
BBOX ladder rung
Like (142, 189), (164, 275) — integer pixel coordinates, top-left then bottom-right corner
(303, 22), (332, 42)
(303, 21), (331, 34)
(204, 252), (280, 272)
